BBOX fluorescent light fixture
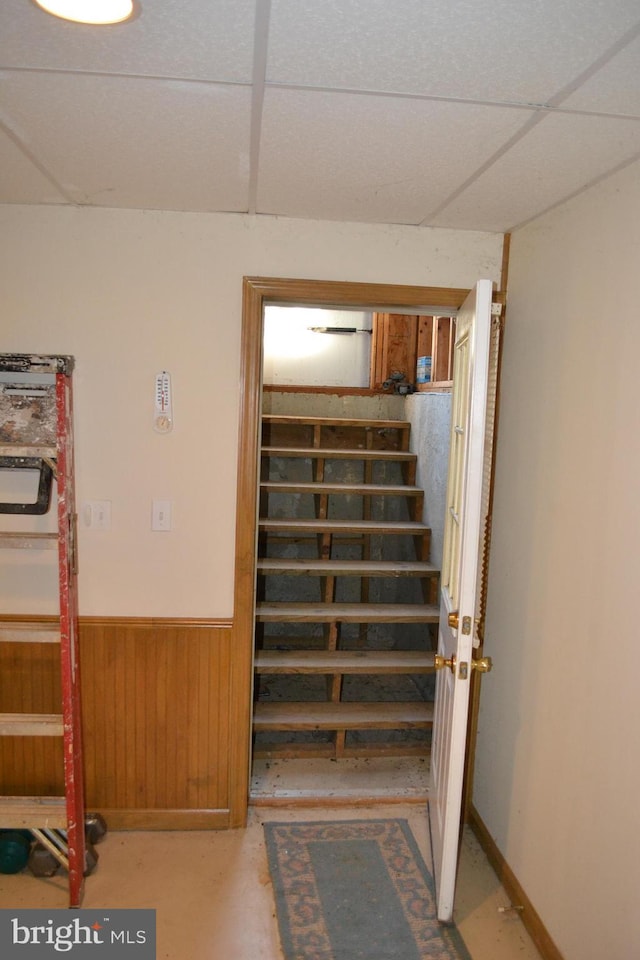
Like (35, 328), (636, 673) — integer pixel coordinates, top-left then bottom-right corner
(308, 327), (372, 335)
(33, 0), (135, 24)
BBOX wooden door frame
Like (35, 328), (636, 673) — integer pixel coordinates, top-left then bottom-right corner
(231, 276), (493, 826)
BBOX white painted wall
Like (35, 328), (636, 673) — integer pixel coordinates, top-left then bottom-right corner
(263, 306), (372, 387)
(474, 159), (640, 959)
(0, 206), (501, 616)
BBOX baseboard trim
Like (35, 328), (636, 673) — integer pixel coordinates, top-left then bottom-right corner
(95, 808), (232, 830)
(468, 804), (564, 960)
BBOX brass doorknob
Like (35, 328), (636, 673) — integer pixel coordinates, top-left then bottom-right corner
(434, 654), (457, 674)
(448, 612), (459, 629)
(472, 656), (493, 673)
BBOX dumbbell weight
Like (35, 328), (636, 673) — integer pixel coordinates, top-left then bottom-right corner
(85, 812), (107, 845)
(84, 842), (99, 876)
(28, 843), (60, 878)
(29, 835), (99, 877)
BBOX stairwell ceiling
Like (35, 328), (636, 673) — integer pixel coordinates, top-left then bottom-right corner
(1, 0), (640, 232)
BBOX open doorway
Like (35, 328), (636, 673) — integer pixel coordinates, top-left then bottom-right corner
(233, 278), (482, 807)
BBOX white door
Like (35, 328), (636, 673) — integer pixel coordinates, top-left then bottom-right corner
(429, 279), (493, 922)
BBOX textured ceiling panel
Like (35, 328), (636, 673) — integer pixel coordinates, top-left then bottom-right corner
(1, 2), (640, 228)
(561, 35), (640, 116)
(0, 0), (255, 82)
(429, 111), (640, 232)
(0, 127), (66, 204)
(0, 73), (251, 211)
(258, 89), (534, 223)
(267, 0), (640, 104)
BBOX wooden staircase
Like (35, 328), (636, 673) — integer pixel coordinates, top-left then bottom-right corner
(253, 414), (439, 760)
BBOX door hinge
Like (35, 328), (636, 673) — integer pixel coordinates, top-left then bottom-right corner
(491, 302), (503, 317)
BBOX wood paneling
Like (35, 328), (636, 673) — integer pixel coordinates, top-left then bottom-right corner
(371, 313), (419, 388)
(433, 317), (455, 383)
(416, 316), (433, 363)
(0, 617), (234, 829)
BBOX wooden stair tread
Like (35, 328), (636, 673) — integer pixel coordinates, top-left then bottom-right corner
(0, 713), (64, 736)
(263, 415), (410, 430)
(261, 481), (422, 496)
(256, 602), (439, 622)
(253, 700), (434, 730)
(0, 796), (67, 829)
(0, 444), (57, 458)
(0, 620), (60, 643)
(0, 532), (58, 549)
(260, 518), (429, 535)
(262, 446), (416, 462)
(255, 650), (435, 673)
(257, 558), (437, 577)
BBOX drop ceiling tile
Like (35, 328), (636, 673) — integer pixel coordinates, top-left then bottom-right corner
(0, 73), (251, 212)
(0, 0), (255, 83)
(267, 0), (640, 105)
(561, 34), (640, 116)
(428, 111), (640, 232)
(257, 88), (534, 224)
(0, 127), (67, 204)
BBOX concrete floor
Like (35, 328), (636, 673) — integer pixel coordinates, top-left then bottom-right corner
(0, 804), (543, 960)
(251, 756), (432, 803)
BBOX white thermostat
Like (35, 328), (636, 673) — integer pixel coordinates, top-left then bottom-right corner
(153, 371), (173, 433)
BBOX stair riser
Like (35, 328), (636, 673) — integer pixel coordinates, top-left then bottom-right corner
(261, 417), (411, 454)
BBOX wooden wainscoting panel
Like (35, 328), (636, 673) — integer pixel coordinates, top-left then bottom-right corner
(80, 619), (233, 820)
(0, 617), (234, 829)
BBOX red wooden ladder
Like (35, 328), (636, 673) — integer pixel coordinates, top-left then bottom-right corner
(0, 354), (86, 907)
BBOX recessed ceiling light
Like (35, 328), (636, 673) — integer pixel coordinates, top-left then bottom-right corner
(33, 0), (136, 25)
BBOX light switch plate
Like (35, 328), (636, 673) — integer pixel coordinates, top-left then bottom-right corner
(152, 499), (172, 531)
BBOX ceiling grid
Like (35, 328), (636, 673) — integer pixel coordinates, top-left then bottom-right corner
(0, 0), (639, 231)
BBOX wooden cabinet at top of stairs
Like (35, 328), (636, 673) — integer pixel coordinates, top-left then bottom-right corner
(254, 414), (440, 761)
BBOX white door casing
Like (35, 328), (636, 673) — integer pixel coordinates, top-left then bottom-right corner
(429, 279), (493, 923)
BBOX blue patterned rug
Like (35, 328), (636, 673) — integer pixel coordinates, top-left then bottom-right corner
(264, 819), (471, 960)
